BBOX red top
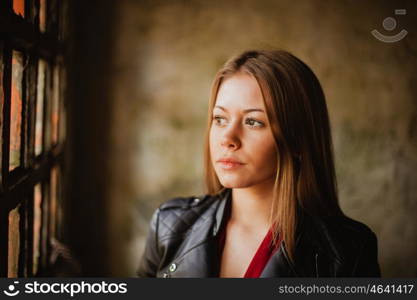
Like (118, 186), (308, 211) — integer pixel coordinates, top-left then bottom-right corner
(218, 225), (281, 278)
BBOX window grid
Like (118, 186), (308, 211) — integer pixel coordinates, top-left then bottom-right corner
(0, 0), (66, 277)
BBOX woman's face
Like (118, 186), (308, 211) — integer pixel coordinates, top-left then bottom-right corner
(209, 72), (278, 189)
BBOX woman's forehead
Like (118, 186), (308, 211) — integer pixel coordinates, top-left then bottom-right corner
(214, 73), (265, 110)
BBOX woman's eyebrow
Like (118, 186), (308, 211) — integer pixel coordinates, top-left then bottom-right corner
(243, 108), (265, 113)
(214, 105), (265, 113)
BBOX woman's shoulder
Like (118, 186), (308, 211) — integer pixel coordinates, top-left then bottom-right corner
(317, 214), (377, 240)
(158, 193), (221, 212)
(308, 214), (378, 263)
(152, 193), (222, 237)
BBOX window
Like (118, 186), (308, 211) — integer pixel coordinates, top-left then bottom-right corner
(0, 0), (67, 277)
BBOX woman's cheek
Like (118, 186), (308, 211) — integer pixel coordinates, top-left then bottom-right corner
(257, 139), (277, 168)
(209, 130), (218, 158)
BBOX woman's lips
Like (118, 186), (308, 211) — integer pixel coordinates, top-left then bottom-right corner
(217, 159), (245, 170)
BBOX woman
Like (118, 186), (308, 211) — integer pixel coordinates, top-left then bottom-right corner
(136, 50), (381, 278)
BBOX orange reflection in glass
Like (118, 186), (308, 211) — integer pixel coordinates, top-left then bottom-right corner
(40, 183), (49, 269)
(35, 60), (46, 156)
(0, 52), (4, 117)
(58, 68), (66, 144)
(10, 51), (24, 171)
(39, 0), (47, 32)
(8, 204), (21, 277)
(13, 0), (25, 17)
(51, 66), (60, 145)
(50, 168), (58, 239)
(33, 184), (42, 275)
(43, 63), (51, 151)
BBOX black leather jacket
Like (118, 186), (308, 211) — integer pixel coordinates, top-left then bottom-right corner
(137, 189), (381, 278)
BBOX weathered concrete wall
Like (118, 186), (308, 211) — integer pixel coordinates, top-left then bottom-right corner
(108, 0), (417, 276)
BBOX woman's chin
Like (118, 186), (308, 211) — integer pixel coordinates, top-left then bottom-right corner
(218, 174), (276, 190)
(218, 178), (250, 189)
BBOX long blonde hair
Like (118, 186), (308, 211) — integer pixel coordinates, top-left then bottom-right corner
(204, 50), (343, 261)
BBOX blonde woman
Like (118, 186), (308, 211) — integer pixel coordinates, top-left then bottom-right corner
(137, 50), (380, 278)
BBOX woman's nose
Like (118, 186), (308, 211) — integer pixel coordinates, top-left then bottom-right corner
(220, 127), (241, 150)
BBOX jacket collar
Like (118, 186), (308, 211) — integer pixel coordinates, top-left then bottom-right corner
(173, 189), (321, 277)
(213, 188), (232, 236)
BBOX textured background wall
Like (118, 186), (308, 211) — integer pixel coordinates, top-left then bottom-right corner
(106, 0), (417, 276)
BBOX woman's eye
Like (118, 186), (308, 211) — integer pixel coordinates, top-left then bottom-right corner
(245, 118), (264, 128)
(213, 115), (227, 126)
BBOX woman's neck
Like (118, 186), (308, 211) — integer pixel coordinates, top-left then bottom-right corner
(230, 179), (275, 232)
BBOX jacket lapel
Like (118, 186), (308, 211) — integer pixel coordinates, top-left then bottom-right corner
(167, 191), (229, 277)
(261, 213), (320, 277)
(169, 190), (321, 278)
(260, 243), (298, 277)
